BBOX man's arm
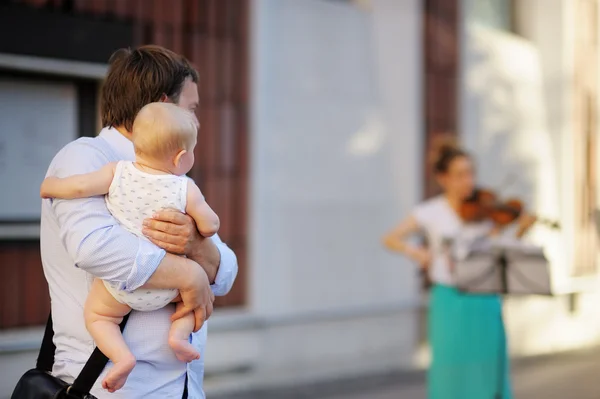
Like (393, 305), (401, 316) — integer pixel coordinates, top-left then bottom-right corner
(41, 162), (116, 199)
(143, 252), (215, 327)
(142, 210), (238, 296)
(205, 234), (238, 296)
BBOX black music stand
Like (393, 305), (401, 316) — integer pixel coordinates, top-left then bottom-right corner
(453, 242), (551, 398)
(454, 242), (552, 295)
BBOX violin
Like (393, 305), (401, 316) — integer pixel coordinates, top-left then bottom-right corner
(459, 188), (560, 229)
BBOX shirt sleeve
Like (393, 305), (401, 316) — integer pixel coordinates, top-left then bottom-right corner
(48, 141), (166, 291)
(412, 203), (428, 228)
(209, 234), (238, 296)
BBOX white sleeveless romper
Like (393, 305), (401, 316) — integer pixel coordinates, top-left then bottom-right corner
(103, 161), (188, 311)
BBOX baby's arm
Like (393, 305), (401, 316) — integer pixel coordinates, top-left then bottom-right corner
(185, 179), (220, 237)
(41, 162), (117, 199)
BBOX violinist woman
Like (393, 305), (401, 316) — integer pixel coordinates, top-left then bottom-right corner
(382, 142), (534, 399)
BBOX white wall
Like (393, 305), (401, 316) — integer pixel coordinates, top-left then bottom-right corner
(460, 0), (600, 356)
(250, 0), (422, 316)
(222, 0), (423, 382)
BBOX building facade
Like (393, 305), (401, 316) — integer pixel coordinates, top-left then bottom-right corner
(1, 0), (600, 396)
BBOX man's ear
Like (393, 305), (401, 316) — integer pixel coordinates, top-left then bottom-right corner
(159, 93), (169, 103)
(173, 149), (187, 167)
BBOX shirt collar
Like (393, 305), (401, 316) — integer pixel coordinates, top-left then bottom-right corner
(99, 127), (135, 161)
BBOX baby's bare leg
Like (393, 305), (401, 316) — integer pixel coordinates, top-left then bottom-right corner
(168, 302), (200, 362)
(84, 279), (135, 393)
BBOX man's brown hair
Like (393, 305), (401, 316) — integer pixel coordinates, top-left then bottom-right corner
(100, 45), (199, 131)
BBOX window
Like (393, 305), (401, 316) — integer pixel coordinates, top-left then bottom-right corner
(0, 77), (78, 223)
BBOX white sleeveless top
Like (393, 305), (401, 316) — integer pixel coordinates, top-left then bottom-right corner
(106, 161), (189, 237)
(413, 196), (492, 286)
(103, 161), (189, 311)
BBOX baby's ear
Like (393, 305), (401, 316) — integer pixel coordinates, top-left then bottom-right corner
(173, 149), (187, 167)
(159, 93), (169, 103)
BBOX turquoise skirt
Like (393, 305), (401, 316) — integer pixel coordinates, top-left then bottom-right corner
(428, 285), (513, 399)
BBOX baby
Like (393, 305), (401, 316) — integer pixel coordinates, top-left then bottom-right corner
(40, 102), (219, 393)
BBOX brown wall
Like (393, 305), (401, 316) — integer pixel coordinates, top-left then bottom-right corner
(423, 0), (460, 198)
(0, 242), (49, 328)
(0, 0), (249, 328)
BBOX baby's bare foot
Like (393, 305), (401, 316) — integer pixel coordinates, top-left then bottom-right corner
(169, 336), (201, 362)
(102, 355), (136, 393)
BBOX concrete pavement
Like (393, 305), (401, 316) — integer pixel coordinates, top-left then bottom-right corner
(213, 348), (600, 399)
(321, 349), (600, 399)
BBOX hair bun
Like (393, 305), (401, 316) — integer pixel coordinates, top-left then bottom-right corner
(433, 133), (458, 150)
(428, 133), (468, 174)
(438, 142), (458, 158)
(427, 133), (457, 165)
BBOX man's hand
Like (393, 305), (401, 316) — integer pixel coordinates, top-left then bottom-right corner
(171, 263), (215, 332)
(143, 208), (221, 283)
(142, 209), (200, 255)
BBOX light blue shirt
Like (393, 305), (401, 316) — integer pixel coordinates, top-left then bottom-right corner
(40, 127), (238, 399)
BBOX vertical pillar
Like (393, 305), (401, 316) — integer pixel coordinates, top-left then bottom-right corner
(572, 0), (598, 276)
(423, 0), (460, 197)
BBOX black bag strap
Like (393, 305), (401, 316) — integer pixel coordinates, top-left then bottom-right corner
(36, 312), (131, 397)
(36, 314), (57, 372)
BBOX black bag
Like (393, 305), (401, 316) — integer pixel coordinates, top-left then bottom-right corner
(11, 312), (130, 399)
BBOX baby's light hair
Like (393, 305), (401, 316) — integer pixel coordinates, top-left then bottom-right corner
(132, 102), (198, 161)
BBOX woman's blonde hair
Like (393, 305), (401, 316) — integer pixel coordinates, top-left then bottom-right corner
(132, 102), (198, 160)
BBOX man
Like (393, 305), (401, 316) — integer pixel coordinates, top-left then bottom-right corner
(40, 45), (238, 398)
